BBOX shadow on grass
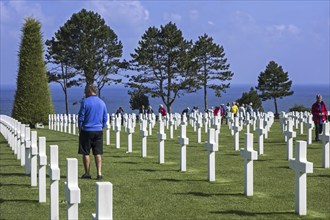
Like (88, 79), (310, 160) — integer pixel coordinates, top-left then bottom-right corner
(0, 198), (38, 204)
(0, 173), (27, 177)
(0, 151), (15, 155)
(46, 139), (75, 143)
(129, 168), (174, 172)
(114, 161), (139, 165)
(0, 183), (30, 187)
(269, 165), (290, 170)
(0, 165), (23, 169)
(311, 174), (330, 179)
(175, 191), (243, 197)
(209, 210), (293, 216)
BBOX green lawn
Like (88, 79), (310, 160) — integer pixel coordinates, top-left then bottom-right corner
(0, 119), (329, 220)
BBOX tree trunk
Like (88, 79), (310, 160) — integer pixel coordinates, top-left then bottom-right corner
(273, 97), (279, 118)
(64, 87), (69, 115)
(204, 84), (208, 111)
(166, 104), (172, 114)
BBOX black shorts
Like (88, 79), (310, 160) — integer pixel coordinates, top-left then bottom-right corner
(78, 130), (103, 155)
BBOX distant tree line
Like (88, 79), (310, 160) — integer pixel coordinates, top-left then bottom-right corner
(13, 9), (294, 124)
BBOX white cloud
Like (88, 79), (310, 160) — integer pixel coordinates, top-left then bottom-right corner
(163, 12), (182, 22)
(0, 0), (51, 41)
(266, 24), (301, 37)
(85, 1), (149, 25)
(0, 0), (46, 24)
(189, 9), (199, 20)
(208, 21), (215, 25)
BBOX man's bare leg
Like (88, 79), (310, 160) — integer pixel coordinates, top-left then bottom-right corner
(95, 154), (102, 176)
(83, 154), (91, 175)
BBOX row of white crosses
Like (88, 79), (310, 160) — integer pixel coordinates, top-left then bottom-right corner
(1, 115), (114, 219)
(0, 113), (323, 217)
(281, 111), (329, 168)
(49, 114), (78, 135)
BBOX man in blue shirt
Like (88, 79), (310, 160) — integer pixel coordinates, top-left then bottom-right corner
(78, 84), (108, 180)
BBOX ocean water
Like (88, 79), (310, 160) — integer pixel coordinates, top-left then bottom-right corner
(0, 84), (329, 116)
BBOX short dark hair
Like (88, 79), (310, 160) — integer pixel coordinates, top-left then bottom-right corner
(85, 84), (98, 95)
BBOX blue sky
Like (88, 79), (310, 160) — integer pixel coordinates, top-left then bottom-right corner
(1, 0), (329, 87)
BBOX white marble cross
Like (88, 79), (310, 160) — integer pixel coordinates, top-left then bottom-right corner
(284, 119), (296, 160)
(233, 117), (242, 151)
(106, 113), (111, 146)
(64, 114), (68, 133)
(240, 133), (258, 196)
(157, 120), (167, 164)
(20, 123), (26, 166)
(304, 114), (313, 144)
(68, 114), (72, 134)
(126, 116), (134, 153)
(25, 127), (31, 175)
(115, 116), (121, 149)
(169, 113), (174, 139)
(298, 112), (304, 135)
(49, 145), (60, 220)
(205, 128), (218, 182)
(30, 130), (38, 187)
(320, 122), (330, 168)
(38, 137), (47, 203)
(289, 141), (313, 215)
(65, 158), (81, 220)
(49, 114), (53, 130)
(92, 182), (113, 220)
(256, 118), (266, 155)
(196, 113), (203, 143)
(178, 115), (189, 172)
(60, 114), (64, 132)
(140, 119), (148, 158)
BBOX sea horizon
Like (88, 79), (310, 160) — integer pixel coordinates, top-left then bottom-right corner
(1, 83), (329, 116)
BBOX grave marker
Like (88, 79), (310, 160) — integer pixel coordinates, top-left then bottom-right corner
(240, 133), (258, 196)
(140, 119), (148, 158)
(49, 145), (60, 220)
(38, 137), (47, 203)
(30, 130), (38, 187)
(65, 158), (81, 220)
(157, 120), (167, 164)
(320, 122), (330, 168)
(92, 182), (113, 220)
(178, 115), (189, 172)
(289, 141), (313, 215)
(284, 119), (296, 160)
(25, 127), (31, 174)
(205, 128), (218, 182)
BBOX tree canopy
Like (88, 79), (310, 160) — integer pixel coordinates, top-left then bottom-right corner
(128, 22), (198, 113)
(46, 9), (123, 97)
(256, 60), (294, 117)
(193, 34), (234, 111)
(236, 87), (263, 112)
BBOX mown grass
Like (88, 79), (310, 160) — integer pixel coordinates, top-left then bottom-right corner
(0, 119), (329, 220)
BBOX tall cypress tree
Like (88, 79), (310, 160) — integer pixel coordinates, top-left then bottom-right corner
(12, 17), (54, 126)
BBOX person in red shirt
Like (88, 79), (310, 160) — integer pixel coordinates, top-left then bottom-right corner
(159, 104), (167, 117)
(311, 94), (328, 141)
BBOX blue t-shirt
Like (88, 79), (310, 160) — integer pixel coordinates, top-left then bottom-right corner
(78, 96), (108, 131)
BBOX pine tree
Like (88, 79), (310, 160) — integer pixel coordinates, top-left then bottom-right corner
(256, 61), (294, 117)
(193, 34), (234, 111)
(12, 17), (54, 126)
(129, 22), (197, 113)
(236, 87), (263, 112)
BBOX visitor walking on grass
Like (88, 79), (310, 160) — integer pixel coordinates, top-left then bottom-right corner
(311, 94), (328, 142)
(78, 84), (108, 180)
